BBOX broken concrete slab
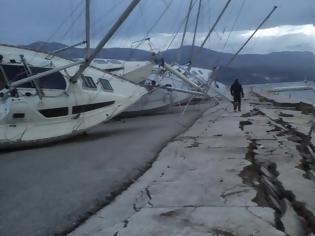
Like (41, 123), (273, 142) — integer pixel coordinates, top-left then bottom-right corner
(70, 94), (315, 236)
(70, 99), (289, 236)
(106, 207), (285, 236)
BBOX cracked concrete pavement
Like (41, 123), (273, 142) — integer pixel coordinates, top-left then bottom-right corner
(70, 92), (315, 236)
(0, 103), (216, 236)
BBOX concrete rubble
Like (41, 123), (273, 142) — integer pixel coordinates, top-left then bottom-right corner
(70, 93), (315, 236)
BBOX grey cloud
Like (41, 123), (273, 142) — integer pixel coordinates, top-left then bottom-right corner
(0, 0), (314, 53)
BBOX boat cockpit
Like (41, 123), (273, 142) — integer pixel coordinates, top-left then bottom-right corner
(0, 63), (66, 91)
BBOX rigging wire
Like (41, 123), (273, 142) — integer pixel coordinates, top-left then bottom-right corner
(165, 16), (188, 51)
(91, 0), (97, 48)
(160, 0), (189, 51)
(90, 0), (126, 42)
(190, 0), (203, 65)
(146, 0), (173, 34)
(113, 4), (144, 60)
(222, 0), (246, 53)
(60, 8), (85, 44)
(178, 0), (194, 52)
(30, 0), (84, 62)
(46, 0), (84, 46)
(161, 0), (169, 7)
(207, 0), (212, 28)
(227, 5), (278, 66)
(165, 0), (199, 52)
(199, 0), (232, 52)
(217, 0), (246, 64)
(133, 0), (173, 49)
(94, 0), (125, 23)
(138, 2), (149, 34)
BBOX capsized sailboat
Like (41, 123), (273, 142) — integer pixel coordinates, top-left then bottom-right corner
(90, 59), (195, 116)
(0, 44), (147, 148)
(0, 0), (146, 148)
(122, 65), (194, 115)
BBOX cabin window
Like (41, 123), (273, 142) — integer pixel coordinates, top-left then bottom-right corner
(39, 107), (68, 118)
(198, 70), (203, 75)
(99, 78), (113, 92)
(82, 76), (97, 89)
(31, 67), (66, 89)
(72, 101), (115, 114)
(2, 64), (33, 88)
(0, 64), (66, 90)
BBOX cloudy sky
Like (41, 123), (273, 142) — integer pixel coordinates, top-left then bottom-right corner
(0, 0), (314, 54)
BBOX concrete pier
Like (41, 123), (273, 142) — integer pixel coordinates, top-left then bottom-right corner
(0, 103), (214, 236)
(70, 94), (315, 236)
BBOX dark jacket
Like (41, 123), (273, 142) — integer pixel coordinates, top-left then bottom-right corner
(230, 81), (244, 99)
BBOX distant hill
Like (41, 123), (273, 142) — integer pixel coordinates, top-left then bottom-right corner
(23, 42), (152, 61)
(23, 42), (315, 85)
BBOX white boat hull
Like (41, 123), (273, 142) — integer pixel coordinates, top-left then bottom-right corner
(123, 71), (193, 115)
(0, 44), (147, 148)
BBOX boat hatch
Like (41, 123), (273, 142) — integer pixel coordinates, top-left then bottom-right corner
(82, 76), (97, 89)
(0, 64), (66, 90)
(99, 78), (113, 92)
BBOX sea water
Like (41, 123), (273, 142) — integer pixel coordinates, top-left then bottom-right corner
(280, 89), (315, 105)
(250, 81), (315, 105)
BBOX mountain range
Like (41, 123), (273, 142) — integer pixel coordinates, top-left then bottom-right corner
(24, 41), (315, 85)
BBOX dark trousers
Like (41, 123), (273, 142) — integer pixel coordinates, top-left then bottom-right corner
(233, 96), (241, 111)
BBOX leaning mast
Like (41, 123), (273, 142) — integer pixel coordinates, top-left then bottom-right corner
(85, 0), (91, 56)
(199, 0), (231, 51)
(71, 0), (141, 82)
(227, 5), (278, 66)
(189, 0), (202, 70)
(177, 0), (194, 63)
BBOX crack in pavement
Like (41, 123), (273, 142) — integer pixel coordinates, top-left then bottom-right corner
(242, 99), (315, 234)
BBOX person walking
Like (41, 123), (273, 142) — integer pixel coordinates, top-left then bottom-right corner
(230, 79), (244, 112)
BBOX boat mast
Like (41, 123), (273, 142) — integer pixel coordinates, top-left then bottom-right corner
(85, 0), (91, 56)
(189, 0), (202, 70)
(199, 0), (231, 51)
(227, 6), (278, 66)
(71, 0), (141, 82)
(177, 0), (194, 63)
